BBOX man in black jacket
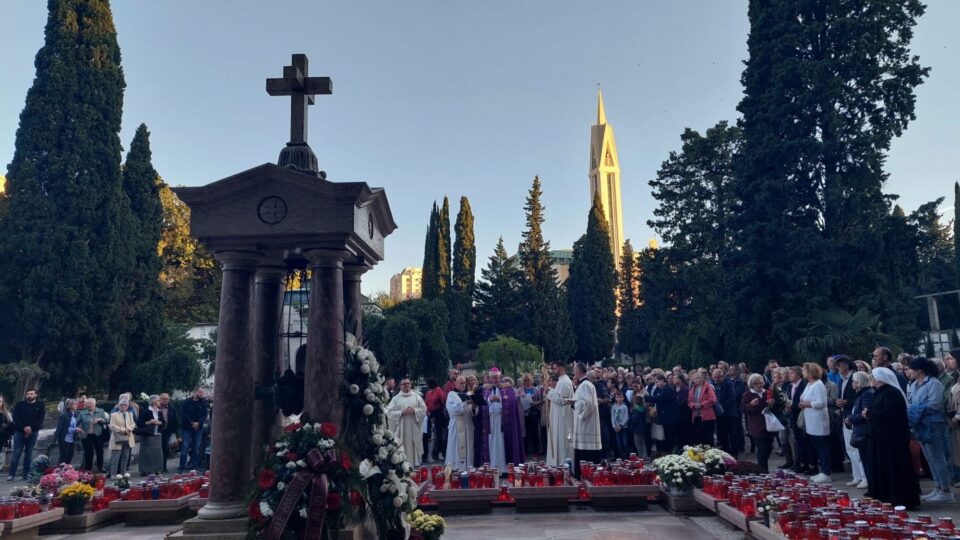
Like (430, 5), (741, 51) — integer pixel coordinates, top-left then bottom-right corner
(8, 389), (45, 481)
(179, 388), (209, 473)
(159, 393), (179, 473)
(786, 367), (813, 474)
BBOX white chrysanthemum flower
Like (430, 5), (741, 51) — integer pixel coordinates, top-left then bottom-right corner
(366, 393), (378, 403)
(260, 501), (273, 517)
(285, 462), (297, 469)
(349, 384), (360, 394)
(363, 404), (375, 416)
(391, 453), (402, 465)
(407, 486), (418, 500)
(378, 447), (388, 460)
(296, 460), (307, 468)
(277, 482), (285, 490)
(393, 496), (403, 508)
(360, 364), (371, 374)
(299, 508), (308, 518)
(372, 434), (383, 445)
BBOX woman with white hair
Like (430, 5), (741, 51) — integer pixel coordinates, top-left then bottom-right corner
(865, 367), (921, 509)
(741, 373), (776, 472)
(109, 400), (136, 476)
(137, 395), (166, 475)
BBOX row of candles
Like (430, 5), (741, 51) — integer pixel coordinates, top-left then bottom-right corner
(579, 458), (657, 486)
(702, 471), (960, 540)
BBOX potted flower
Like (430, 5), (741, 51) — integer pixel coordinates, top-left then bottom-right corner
(114, 473), (131, 490)
(652, 454), (705, 497)
(406, 509), (445, 540)
(59, 483), (95, 516)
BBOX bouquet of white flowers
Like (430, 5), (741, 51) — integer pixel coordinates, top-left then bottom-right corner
(652, 454), (705, 491)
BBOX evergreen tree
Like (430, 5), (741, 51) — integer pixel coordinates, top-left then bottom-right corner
(0, 0), (131, 392)
(110, 124), (165, 393)
(731, 0), (928, 363)
(567, 193), (617, 362)
(448, 196), (476, 359)
(517, 176), (573, 362)
(617, 240), (645, 357)
(955, 182), (960, 288)
(437, 196), (451, 297)
(421, 203), (439, 299)
(474, 237), (523, 343)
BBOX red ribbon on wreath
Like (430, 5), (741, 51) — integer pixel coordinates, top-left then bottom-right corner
(266, 448), (339, 540)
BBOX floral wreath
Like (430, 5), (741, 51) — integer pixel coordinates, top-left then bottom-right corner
(248, 421), (362, 540)
(249, 334), (417, 540)
(341, 334), (418, 538)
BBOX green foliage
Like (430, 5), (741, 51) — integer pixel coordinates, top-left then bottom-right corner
(794, 308), (900, 361)
(567, 192), (617, 362)
(0, 0), (132, 392)
(448, 196), (476, 360)
(127, 325), (204, 394)
(473, 336), (541, 382)
(157, 183), (220, 323)
(617, 240), (646, 357)
(111, 124), (165, 395)
(366, 299), (450, 381)
(421, 203), (439, 299)
(437, 197), (452, 296)
(474, 237), (524, 343)
(516, 176), (574, 362)
(955, 182), (960, 288)
(381, 316), (421, 378)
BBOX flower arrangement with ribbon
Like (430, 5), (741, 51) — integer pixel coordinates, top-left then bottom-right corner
(683, 445), (734, 476)
(406, 509), (446, 540)
(248, 421), (361, 540)
(113, 473), (131, 489)
(652, 454), (705, 491)
(341, 334), (418, 539)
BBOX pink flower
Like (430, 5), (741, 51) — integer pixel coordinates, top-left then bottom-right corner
(61, 469), (79, 484)
(39, 474), (60, 491)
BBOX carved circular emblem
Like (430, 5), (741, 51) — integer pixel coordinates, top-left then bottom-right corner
(257, 196), (288, 225)
(367, 214), (375, 239)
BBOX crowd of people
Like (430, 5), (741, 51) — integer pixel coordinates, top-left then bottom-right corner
(0, 386), (211, 481)
(390, 347), (960, 511)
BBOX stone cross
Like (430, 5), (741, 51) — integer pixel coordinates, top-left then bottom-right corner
(266, 54), (332, 145)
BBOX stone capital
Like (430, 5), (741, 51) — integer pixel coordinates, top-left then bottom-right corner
(254, 265), (288, 284)
(214, 250), (262, 270)
(303, 248), (352, 268)
(343, 262), (371, 282)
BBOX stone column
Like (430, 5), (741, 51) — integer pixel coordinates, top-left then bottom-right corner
(199, 251), (259, 520)
(343, 264), (369, 343)
(303, 249), (350, 424)
(249, 265), (286, 476)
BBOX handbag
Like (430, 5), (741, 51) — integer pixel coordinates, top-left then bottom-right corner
(850, 430), (867, 449)
(651, 423), (665, 441)
(764, 410), (785, 432)
(713, 402), (725, 417)
(797, 410), (806, 431)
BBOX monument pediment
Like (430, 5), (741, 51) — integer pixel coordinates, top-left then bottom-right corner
(173, 162), (397, 264)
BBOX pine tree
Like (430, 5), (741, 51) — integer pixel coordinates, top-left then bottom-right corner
(448, 196), (476, 358)
(421, 203), (439, 299)
(437, 196), (451, 297)
(0, 0), (131, 391)
(567, 193), (617, 362)
(110, 125), (166, 393)
(517, 176), (574, 362)
(474, 237), (523, 342)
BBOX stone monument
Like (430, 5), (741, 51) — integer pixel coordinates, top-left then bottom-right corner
(172, 53), (396, 538)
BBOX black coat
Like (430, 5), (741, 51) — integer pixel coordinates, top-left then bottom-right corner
(788, 380), (807, 428)
(646, 385), (679, 426)
(866, 385), (920, 509)
(137, 408), (167, 437)
(838, 374), (857, 417)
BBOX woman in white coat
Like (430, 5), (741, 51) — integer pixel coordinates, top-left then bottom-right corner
(799, 362), (831, 483)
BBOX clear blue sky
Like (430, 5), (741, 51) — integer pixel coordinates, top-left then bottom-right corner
(2, 1), (957, 294)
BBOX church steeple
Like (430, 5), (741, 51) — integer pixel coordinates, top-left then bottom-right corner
(588, 88), (624, 270)
(597, 87), (607, 125)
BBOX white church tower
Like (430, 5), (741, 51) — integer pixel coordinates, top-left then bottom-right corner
(588, 88), (625, 270)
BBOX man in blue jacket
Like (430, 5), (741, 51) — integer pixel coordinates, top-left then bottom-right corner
(711, 369), (735, 454)
(179, 387), (209, 473)
(645, 374), (678, 453)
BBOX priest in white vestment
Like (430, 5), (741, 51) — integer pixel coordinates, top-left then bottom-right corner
(572, 362), (601, 479)
(386, 378), (427, 467)
(445, 376), (475, 469)
(546, 362), (575, 467)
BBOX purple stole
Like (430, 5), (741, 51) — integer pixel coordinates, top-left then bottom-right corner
(480, 386), (526, 466)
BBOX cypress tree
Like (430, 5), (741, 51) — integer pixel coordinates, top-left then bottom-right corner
(421, 203), (439, 299)
(955, 182), (960, 288)
(567, 192), (617, 362)
(474, 237), (523, 342)
(616, 240), (645, 357)
(437, 196), (451, 296)
(0, 0), (130, 391)
(448, 196), (476, 358)
(517, 176), (574, 362)
(111, 124), (165, 394)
